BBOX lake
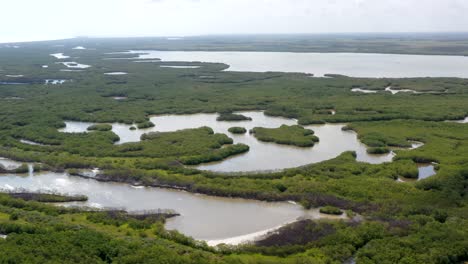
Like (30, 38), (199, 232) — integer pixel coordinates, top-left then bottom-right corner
(124, 50), (468, 78)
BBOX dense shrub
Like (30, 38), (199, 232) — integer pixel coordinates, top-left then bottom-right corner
(252, 125), (319, 147)
(228, 127), (247, 134)
(87, 124), (112, 132)
(217, 113), (252, 121)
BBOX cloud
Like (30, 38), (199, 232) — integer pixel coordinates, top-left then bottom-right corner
(1, 0), (467, 43)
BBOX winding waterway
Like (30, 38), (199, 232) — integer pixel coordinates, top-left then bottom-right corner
(0, 170), (339, 244)
(59, 111), (395, 172)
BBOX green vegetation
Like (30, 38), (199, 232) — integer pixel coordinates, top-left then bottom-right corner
(217, 113), (252, 121)
(7, 192), (88, 203)
(136, 121), (155, 129)
(180, 143), (249, 165)
(228, 127), (247, 134)
(367, 147), (391, 154)
(251, 125), (319, 147)
(319, 206), (343, 215)
(87, 124), (112, 132)
(86, 210), (179, 229)
(0, 37), (468, 263)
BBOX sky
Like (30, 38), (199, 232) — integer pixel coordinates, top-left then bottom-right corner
(1, 0), (468, 43)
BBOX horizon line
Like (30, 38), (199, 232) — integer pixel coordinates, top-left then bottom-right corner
(3, 31), (468, 44)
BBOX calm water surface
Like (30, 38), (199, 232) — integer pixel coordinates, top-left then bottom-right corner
(0, 171), (323, 242)
(104, 72), (128, 75)
(418, 164), (436, 180)
(125, 50), (468, 78)
(50, 53), (69, 59)
(398, 164), (437, 182)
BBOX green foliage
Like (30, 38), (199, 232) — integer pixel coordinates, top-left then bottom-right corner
(319, 206), (343, 215)
(181, 143), (249, 165)
(136, 121), (155, 129)
(86, 210), (177, 229)
(217, 113), (252, 121)
(228, 127), (247, 134)
(87, 124), (112, 132)
(252, 125), (319, 147)
(367, 147), (391, 154)
(356, 219), (468, 264)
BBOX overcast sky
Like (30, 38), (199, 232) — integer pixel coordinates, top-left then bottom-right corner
(1, 0), (468, 43)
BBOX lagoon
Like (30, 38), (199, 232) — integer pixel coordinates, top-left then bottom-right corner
(125, 50), (468, 78)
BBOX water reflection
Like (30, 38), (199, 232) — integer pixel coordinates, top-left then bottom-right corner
(50, 53), (69, 59)
(417, 164), (436, 180)
(398, 164), (436, 182)
(104, 72), (128, 75)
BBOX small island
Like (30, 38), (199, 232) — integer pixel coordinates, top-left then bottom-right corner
(319, 206), (343, 215)
(137, 121), (155, 129)
(367, 147), (391, 154)
(87, 124), (112, 132)
(217, 113), (252, 121)
(251, 125), (319, 147)
(228, 127), (247, 134)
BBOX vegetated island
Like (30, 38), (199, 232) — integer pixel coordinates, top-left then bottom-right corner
(228, 127), (247, 134)
(319, 206), (343, 215)
(367, 147), (391, 154)
(251, 125), (319, 147)
(217, 113), (252, 121)
(137, 127), (250, 165)
(137, 121), (155, 129)
(87, 124), (112, 132)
